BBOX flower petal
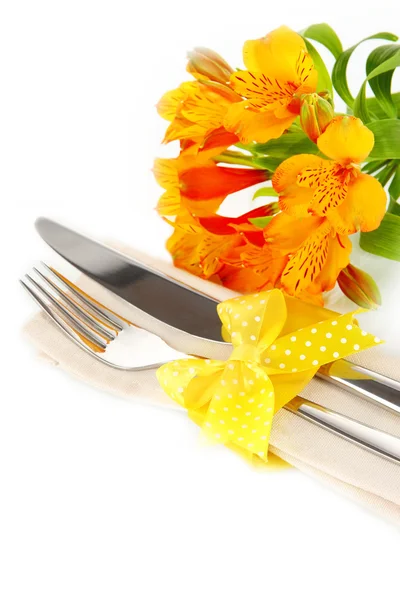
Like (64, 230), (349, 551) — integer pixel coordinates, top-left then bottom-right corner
(230, 70), (297, 112)
(224, 102), (296, 144)
(217, 263), (267, 294)
(180, 86), (231, 130)
(243, 26), (308, 82)
(327, 173), (387, 234)
(264, 212), (325, 254)
(156, 83), (195, 121)
(280, 219), (333, 294)
(153, 158), (179, 190)
(198, 235), (241, 278)
(273, 154), (325, 193)
(298, 163), (348, 216)
(312, 234), (352, 292)
(198, 204), (277, 235)
(180, 164), (268, 201)
(273, 154), (325, 217)
(163, 116), (205, 143)
(156, 190), (181, 216)
(241, 243), (288, 286)
(317, 116), (375, 164)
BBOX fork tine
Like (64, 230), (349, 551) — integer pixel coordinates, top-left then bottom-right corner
(32, 266), (116, 342)
(40, 262), (125, 331)
(22, 275), (108, 351)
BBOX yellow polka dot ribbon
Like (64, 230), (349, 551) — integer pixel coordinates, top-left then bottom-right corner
(157, 289), (382, 460)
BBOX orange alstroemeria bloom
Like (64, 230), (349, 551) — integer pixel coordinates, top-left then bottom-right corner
(224, 26), (318, 144)
(157, 80), (241, 145)
(154, 152), (269, 217)
(268, 116), (387, 296)
(263, 213), (352, 300)
(273, 116), (387, 233)
(167, 207), (274, 282)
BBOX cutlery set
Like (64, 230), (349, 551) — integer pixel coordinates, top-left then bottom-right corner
(21, 218), (400, 464)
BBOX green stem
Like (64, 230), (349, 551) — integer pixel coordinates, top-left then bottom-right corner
(213, 150), (259, 168)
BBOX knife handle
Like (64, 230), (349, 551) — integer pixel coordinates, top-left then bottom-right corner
(317, 359), (400, 415)
(285, 397), (400, 465)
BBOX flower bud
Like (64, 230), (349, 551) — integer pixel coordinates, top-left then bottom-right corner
(300, 93), (334, 143)
(337, 264), (381, 310)
(187, 47), (234, 85)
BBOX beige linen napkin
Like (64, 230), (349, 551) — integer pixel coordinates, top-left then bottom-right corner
(23, 246), (400, 524)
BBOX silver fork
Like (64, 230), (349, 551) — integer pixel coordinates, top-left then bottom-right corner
(20, 262), (400, 466)
(21, 262), (188, 369)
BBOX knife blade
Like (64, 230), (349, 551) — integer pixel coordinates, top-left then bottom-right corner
(35, 217), (224, 342)
(35, 217), (400, 414)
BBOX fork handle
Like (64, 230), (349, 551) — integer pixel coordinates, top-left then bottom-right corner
(317, 359), (400, 415)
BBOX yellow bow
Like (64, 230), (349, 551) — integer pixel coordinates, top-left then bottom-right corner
(157, 289), (381, 459)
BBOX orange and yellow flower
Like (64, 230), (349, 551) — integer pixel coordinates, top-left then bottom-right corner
(224, 26), (318, 144)
(155, 28), (389, 309)
(166, 206), (276, 282)
(264, 116), (387, 297)
(273, 116), (387, 232)
(154, 152), (269, 217)
(157, 80), (241, 146)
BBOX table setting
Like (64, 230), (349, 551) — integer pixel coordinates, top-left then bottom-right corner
(20, 23), (400, 524)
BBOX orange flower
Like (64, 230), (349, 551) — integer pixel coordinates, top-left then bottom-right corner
(263, 212), (352, 298)
(166, 208), (273, 280)
(157, 80), (241, 145)
(263, 116), (387, 297)
(154, 153), (269, 217)
(224, 26), (318, 144)
(273, 116), (387, 233)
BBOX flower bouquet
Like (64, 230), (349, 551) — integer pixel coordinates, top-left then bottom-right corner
(20, 23), (400, 523)
(154, 24), (400, 308)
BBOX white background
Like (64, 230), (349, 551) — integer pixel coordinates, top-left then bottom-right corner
(1, 1), (400, 598)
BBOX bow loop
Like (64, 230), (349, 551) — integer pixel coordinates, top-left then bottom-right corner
(157, 290), (382, 462)
(217, 288), (287, 352)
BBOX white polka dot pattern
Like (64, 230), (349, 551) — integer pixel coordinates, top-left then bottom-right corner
(261, 312), (381, 374)
(157, 290), (383, 461)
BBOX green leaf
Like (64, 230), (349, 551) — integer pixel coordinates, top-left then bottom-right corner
(353, 80), (371, 123)
(390, 202), (400, 216)
(249, 216), (274, 229)
(362, 159), (388, 174)
(366, 44), (400, 118)
(252, 187), (278, 201)
(374, 161), (398, 187)
(354, 47), (400, 122)
(389, 165), (400, 203)
(360, 213), (400, 261)
(365, 91), (400, 119)
(303, 39), (333, 94)
(332, 32), (398, 109)
(301, 23), (343, 59)
(251, 130), (319, 157)
(366, 120), (400, 159)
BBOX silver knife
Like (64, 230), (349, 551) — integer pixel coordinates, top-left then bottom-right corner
(35, 217), (400, 415)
